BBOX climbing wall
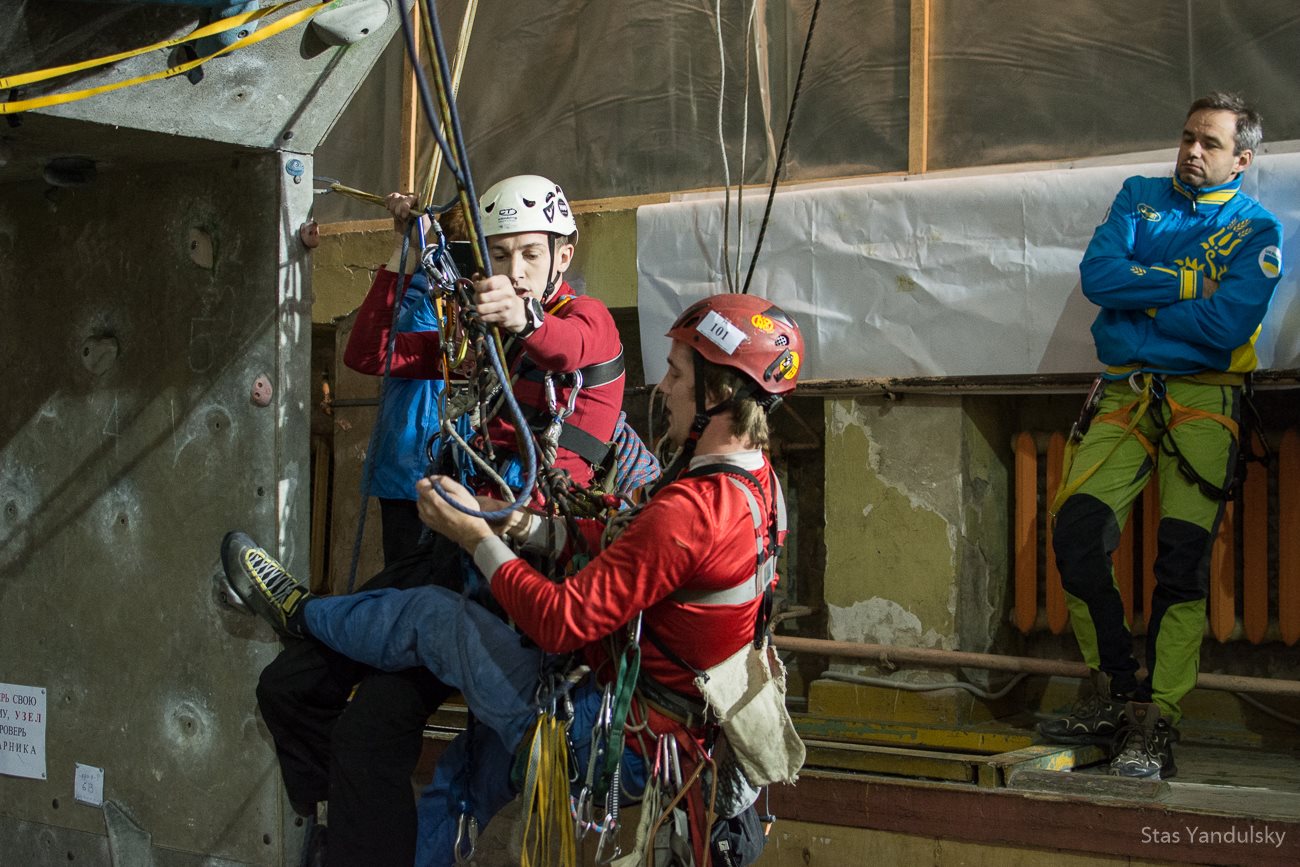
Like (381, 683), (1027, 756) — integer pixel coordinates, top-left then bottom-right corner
(0, 150), (313, 864)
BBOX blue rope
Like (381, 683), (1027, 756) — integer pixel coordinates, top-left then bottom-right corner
(394, 0), (538, 520)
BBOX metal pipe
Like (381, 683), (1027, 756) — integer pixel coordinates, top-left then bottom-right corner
(772, 635), (1300, 698)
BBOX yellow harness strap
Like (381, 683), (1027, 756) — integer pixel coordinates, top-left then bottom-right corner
(1162, 396), (1239, 440)
(1049, 377), (1154, 518)
(1050, 375), (1243, 519)
(1, 1), (332, 115)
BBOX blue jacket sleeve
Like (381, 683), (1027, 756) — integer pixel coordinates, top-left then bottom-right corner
(1080, 178), (1202, 310)
(1154, 221), (1283, 350)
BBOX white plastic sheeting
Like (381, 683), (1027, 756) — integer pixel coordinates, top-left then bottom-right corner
(637, 149), (1300, 383)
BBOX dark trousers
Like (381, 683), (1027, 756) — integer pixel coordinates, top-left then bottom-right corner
(378, 497), (427, 566)
(257, 534), (461, 867)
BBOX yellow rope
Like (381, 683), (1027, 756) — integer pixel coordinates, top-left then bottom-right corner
(419, 0), (480, 208)
(0, 1), (311, 90)
(518, 715), (576, 867)
(1, 1), (333, 115)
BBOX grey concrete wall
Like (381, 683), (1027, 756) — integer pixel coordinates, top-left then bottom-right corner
(0, 149), (312, 865)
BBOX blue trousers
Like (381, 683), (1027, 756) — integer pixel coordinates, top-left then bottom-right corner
(302, 586), (645, 866)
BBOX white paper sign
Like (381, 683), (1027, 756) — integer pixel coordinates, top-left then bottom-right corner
(0, 683), (47, 780)
(74, 763), (104, 806)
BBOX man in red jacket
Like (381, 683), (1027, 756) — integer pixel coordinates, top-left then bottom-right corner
(249, 175), (629, 867)
(225, 293), (804, 866)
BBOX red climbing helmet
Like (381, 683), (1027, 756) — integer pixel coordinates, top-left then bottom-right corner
(666, 293), (803, 396)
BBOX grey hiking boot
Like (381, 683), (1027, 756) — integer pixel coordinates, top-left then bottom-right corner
(1109, 701), (1178, 780)
(1037, 670), (1127, 745)
(221, 531), (311, 638)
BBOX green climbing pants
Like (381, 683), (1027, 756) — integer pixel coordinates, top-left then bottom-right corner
(1052, 374), (1240, 723)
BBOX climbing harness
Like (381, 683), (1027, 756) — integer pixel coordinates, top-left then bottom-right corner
(1051, 371), (1265, 520)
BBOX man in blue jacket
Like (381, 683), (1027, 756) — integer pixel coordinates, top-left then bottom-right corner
(1039, 92), (1283, 779)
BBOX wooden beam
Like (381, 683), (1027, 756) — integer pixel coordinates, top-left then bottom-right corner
(399, 1), (421, 195)
(908, 0), (931, 175)
(767, 773), (1300, 866)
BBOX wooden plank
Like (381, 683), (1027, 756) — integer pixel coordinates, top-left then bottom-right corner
(765, 773), (1300, 866)
(792, 714), (1032, 754)
(399, 0), (422, 195)
(1209, 501), (1236, 642)
(1013, 432), (1037, 634)
(802, 740), (976, 783)
(1242, 459), (1269, 644)
(309, 435), (331, 593)
(1045, 433), (1068, 634)
(908, 0), (931, 174)
(976, 743), (1106, 788)
(1280, 430), (1300, 646)
(1141, 482), (1159, 629)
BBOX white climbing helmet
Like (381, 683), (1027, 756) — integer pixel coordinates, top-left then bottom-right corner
(478, 175), (577, 239)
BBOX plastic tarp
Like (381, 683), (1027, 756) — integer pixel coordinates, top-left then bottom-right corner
(635, 148), (1300, 383)
(309, 0), (1300, 221)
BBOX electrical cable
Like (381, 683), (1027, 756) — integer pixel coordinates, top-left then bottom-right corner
(710, 0), (735, 293)
(1234, 691), (1300, 728)
(741, 0), (821, 294)
(819, 669), (1030, 702)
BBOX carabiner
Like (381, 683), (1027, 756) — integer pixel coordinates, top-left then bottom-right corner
(593, 816), (621, 864)
(453, 811), (478, 864)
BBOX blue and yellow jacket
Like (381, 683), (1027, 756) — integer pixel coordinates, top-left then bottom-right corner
(1080, 173), (1283, 376)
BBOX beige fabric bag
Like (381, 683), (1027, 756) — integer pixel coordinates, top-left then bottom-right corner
(694, 638), (804, 787)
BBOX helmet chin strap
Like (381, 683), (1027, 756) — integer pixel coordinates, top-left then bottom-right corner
(541, 234), (561, 304)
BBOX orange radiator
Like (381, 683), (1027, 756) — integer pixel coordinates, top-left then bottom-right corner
(1014, 428), (1300, 645)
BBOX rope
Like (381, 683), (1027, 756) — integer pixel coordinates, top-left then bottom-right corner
(420, 0), (481, 208)
(1, 1), (331, 115)
(740, 0), (822, 294)
(394, 0), (540, 518)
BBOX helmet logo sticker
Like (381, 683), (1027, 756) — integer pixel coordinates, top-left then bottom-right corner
(697, 310), (746, 355)
(750, 313), (775, 333)
(497, 207), (517, 217)
(781, 351), (800, 380)
(543, 191), (557, 223)
(558, 197), (570, 218)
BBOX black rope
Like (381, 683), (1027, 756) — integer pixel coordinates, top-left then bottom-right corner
(393, 0), (539, 518)
(740, 0), (822, 295)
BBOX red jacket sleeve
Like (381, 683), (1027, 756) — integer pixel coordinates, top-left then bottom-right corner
(520, 292), (622, 372)
(343, 269), (444, 378)
(490, 484), (714, 653)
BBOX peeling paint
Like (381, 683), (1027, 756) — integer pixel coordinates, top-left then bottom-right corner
(828, 597), (954, 650)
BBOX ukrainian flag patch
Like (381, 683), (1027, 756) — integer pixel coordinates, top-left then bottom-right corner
(1259, 245), (1282, 278)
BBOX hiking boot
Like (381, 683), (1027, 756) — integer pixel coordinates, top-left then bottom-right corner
(221, 531), (311, 638)
(1109, 701), (1178, 780)
(1037, 670), (1127, 745)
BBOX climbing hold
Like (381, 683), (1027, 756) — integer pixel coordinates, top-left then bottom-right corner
(189, 228), (215, 269)
(251, 375), (273, 407)
(299, 220), (320, 249)
(311, 0), (391, 45)
(81, 336), (119, 376)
